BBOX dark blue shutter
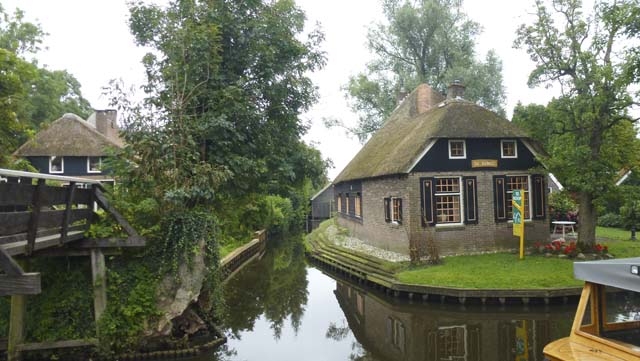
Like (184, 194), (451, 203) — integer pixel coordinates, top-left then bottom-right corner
(494, 175), (507, 222)
(421, 178), (435, 226)
(384, 198), (391, 222)
(532, 174), (546, 220)
(463, 176), (478, 224)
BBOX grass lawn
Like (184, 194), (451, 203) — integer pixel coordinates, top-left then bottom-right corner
(396, 237), (640, 289)
(597, 226), (633, 242)
(397, 253), (583, 289)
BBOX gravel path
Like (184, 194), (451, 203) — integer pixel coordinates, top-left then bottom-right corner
(325, 225), (410, 263)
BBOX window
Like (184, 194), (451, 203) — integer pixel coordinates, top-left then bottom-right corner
(346, 194), (350, 214)
(437, 326), (467, 360)
(337, 193), (342, 213)
(87, 156), (102, 173)
(387, 317), (406, 352)
(448, 140), (466, 159)
(506, 175), (531, 220)
(501, 140), (517, 158)
(354, 193), (362, 218)
(392, 198), (402, 223)
(49, 156), (64, 173)
(435, 177), (463, 224)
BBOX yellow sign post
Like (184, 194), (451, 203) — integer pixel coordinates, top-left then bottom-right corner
(512, 189), (525, 260)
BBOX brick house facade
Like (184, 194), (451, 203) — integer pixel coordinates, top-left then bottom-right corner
(333, 83), (548, 256)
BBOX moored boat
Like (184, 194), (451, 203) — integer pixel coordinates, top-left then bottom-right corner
(544, 258), (640, 360)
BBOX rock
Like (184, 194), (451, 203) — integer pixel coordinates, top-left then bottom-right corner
(525, 250), (532, 256)
(558, 254), (568, 259)
(576, 253), (586, 260)
(544, 253), (553, 258)
(151, 238), (208, 337)
(605, 253), (615, 259)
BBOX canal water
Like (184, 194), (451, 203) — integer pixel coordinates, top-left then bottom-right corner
(208, 237), (576, 361)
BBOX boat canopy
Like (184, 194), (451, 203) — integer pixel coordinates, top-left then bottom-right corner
(574, 257), (640, 293)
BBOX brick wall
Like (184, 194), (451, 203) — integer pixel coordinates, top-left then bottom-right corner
(338, 170), (549, 256)
(337, 175), (411, 254)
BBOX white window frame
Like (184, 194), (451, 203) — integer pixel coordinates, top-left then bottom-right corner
(87, 156), (102, 173)
(434, 176), (464, 226)
(391, 197), (402, 224)
(49, 156), (64, 174)
(501, 139), (518, 159)
(448, 140), (466, 159)
(506, 174), (532, 221)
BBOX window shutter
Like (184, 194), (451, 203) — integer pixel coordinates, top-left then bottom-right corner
(421, 178), (436, 226)
(397, 198), (403, 224)
(384, 198), (391, 222)
(463, 176), (478, 224)
(532, 174), (546, 220)
(493, 175), (507, 222)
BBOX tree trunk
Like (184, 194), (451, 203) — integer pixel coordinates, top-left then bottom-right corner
(577, 192), (597, 248)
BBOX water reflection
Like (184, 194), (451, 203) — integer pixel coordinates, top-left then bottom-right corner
(222, 237), (309, 341)
(212, 237), (576, 361)
(334, 280), (575, 361)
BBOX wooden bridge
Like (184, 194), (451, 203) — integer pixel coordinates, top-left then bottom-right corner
(0, 169), (144, 360)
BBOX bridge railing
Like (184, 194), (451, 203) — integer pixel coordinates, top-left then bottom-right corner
(0, 168), (143, 295)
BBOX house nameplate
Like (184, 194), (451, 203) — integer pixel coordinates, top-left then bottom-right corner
(471, 159), (498, 168)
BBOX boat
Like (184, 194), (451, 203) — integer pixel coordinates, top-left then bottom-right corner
(544, 257), (640, 360)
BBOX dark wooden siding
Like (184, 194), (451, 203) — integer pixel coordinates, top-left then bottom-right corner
(412, 138), (539, 172)
(26, 156), (112, 176)
(311, 186), (334, 220)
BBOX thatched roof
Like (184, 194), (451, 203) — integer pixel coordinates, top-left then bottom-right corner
(13, 113), (124, 157)
(334, 84), (536, 183)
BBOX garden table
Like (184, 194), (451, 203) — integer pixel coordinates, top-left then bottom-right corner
(552, 221), (576, 242)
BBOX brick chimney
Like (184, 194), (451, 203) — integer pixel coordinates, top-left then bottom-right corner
(95, 109), (118, 140)
(415, 84), (445, 115)
(447, 80), (465, 100)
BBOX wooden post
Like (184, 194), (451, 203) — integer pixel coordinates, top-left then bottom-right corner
(26, 179), (45, 256)
(91, 249), (107, 333)
(60, 182), (76, 245)
(8, 260), (27, 361)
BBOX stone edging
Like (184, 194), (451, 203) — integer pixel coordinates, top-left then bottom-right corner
(306, 236), (582, 306)
(220, 229), (267, 282)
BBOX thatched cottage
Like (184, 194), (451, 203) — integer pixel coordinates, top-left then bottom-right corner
(13, 110), (123, 183)
(334, 83), (548, 256)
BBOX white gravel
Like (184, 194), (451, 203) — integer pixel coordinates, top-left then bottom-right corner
(325, 225), (410, 263)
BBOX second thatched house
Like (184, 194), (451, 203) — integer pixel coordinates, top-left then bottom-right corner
(13, 110), (123, 184)
(334, 83), (549, 256)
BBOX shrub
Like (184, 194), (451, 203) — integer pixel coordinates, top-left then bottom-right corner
(621, 200), (640, 230)
(597, 213), (624, 228)
(549, 191), (578, 225)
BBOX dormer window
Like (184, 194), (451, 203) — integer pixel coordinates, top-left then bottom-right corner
(448, 140), (466, 159)
(49, 156), (64, 174)
(501, 140), (518, 158)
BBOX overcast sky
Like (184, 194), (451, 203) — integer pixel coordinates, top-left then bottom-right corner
(5, 0), (563, 180)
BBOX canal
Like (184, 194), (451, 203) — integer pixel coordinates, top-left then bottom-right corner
(207, 237), (576, 360)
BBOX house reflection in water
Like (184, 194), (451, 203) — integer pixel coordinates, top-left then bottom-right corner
(334, 281), (574, 361)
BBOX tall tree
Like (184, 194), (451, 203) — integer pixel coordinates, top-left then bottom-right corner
(0, 5), (91, 167)
(342, 0), (506, 141)
(515, 0), (640, 246)
(123, 0), (327, 208)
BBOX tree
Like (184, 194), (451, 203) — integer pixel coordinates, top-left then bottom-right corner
(341, 0), (506, 141)
(0, 5), (91, 167)
(514, 0), (640, 246)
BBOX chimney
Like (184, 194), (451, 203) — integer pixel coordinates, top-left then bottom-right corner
(447, 80), (465, 100)
(414, 84), (446, 115)
(95, 109), (118, 140)
(396, 89), (409, 105)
